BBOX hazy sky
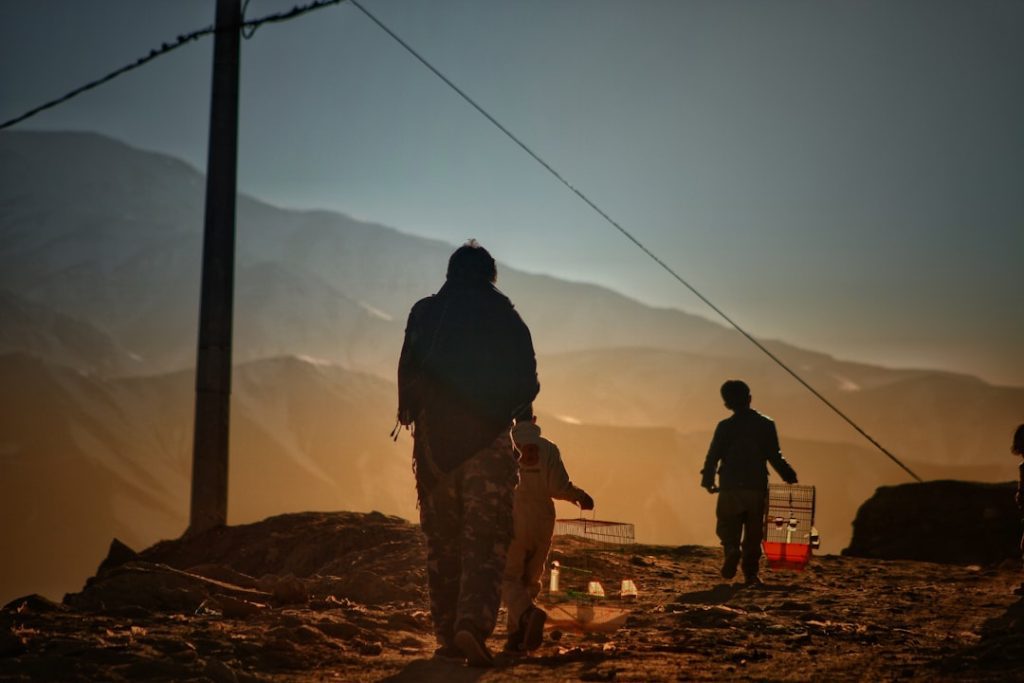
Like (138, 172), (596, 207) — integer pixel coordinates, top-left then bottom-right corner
(2, 1), (1022, 385)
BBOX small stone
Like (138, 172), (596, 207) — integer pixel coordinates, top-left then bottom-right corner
(0, 628), (27, 657)
(204, 657), (239, 683)
(316, 619), (360, 640)
(216, 595), (267, 619)
(292, 625), (327, 644)
(261, 575), (308, 605)
(6, 594), (66, 614)
(96, 538), (138, 575)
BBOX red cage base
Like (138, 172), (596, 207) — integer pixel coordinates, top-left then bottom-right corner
(763, 541), (811, 571)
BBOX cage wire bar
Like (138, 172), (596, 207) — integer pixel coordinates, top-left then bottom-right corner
(554, 519), (635, 545)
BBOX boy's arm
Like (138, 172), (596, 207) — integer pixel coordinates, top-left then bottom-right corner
(547, 444), (592, 508)
(765, 421), (798, 484)
(701, 423), (725, 491)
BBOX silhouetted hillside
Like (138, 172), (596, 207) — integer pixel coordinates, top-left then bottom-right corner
(3, 511), (1022, 681)
(843, 481), (1020, 564)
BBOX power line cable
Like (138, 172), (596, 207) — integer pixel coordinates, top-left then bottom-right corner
(0, 0), (349, 131)
(349, 0), (923, 483)
(0, 0), (923, 483)
(0, 26), (212, 131)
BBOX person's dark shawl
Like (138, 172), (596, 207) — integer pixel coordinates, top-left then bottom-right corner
(398, 278), (539, 472)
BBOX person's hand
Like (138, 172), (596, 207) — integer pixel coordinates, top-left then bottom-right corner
(702, 482), (719, 494)
(398, 408), (414, 427)
(577, 492), (595, 511)
(785, 475), (799, 485)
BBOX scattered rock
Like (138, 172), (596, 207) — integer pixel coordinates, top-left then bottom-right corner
(4, 594), (66, 614)
(292, 625), (328, 644)
(315, 618), (361, 640)
(189, 563), (260, 589)
(64, 562), (273, 614)
(357, 640), (383, 656)
(96, 538), (138, 575)
(214, 594), (268, 619)
(386, 610), (428, 631)
(259, 574), (308, 605)
(0, 628), (27, 657)
(204, 657), (239, 683)
(117, 658), (200, 680)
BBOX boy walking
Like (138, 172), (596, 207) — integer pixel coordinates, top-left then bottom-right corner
(701, 380), (798, 585)
(502, 410), (594, 653)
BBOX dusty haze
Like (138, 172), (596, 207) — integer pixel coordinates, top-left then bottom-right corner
(1, 131), (1021, 605)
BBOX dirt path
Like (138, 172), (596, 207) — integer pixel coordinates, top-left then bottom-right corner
(2, 513), (1021, 681)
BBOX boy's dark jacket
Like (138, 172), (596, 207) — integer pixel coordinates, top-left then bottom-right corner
(701, 408), (797, 490)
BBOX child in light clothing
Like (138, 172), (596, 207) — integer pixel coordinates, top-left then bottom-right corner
(502, 410), (594, 653)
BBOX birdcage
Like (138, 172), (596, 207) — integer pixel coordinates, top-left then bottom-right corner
(762, 483), (818, 571)
(553, 518), (635, 545)
(543, 517), (636, 632)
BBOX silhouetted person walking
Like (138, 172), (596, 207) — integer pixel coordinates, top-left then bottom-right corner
(701, 380), (798, 585)
(397, 241), (539, 666)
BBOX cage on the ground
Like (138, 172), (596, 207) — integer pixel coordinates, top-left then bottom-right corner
(544, 518), (637, 632)
(762, 483), (818, 571)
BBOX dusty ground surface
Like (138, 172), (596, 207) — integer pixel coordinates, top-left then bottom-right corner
(2, 511), (1023, 682)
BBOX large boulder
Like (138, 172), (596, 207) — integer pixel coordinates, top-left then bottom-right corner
(843, 480), (1020, 564)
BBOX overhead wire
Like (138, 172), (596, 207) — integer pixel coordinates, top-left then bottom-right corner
(347, 0), (923, 483)
(0, 0), (923, 482)
(0, 0), (349, 131)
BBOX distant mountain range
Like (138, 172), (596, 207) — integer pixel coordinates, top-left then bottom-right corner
(0, 352), (412, 604)
(1, 350), (1007, 604)
(0, 130), (892, 376)
(1, 130), (1021, 603)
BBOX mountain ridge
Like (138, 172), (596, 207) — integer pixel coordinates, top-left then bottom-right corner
(3, 130), (1022, 607)
(5, 128), (992, 385)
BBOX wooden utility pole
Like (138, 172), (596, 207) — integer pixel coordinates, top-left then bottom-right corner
(189, 0), (241, 534)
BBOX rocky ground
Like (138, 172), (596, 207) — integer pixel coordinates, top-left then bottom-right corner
(2, 511), (1023, 682)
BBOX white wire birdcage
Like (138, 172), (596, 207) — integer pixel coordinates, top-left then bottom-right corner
(553, 518), (635, 545)
(546, 517), (636, 633)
